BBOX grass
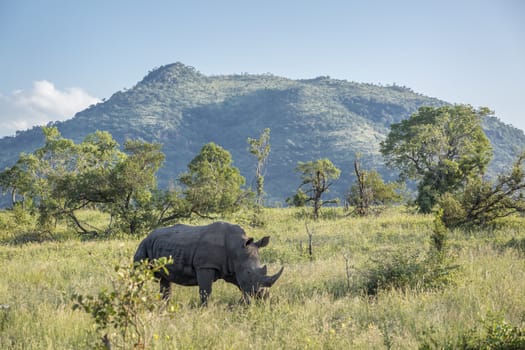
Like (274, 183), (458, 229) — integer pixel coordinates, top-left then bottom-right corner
(1, 207), (525, 349)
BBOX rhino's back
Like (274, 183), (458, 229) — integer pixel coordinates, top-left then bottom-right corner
(135, 222), (243, 272)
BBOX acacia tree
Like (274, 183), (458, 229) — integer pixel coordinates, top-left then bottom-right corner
(179, 142), (246, 216)
(380, 105), (492, 213)
(294, 159), (341, 219)
(52, 130), (124, 233)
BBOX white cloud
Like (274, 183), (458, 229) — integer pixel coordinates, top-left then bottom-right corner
(0, 81), (100, 137)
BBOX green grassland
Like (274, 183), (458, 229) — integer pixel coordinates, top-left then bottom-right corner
(1, 208), (525, 349)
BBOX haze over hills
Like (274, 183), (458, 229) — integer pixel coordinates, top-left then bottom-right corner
(1, 62), (524, 204)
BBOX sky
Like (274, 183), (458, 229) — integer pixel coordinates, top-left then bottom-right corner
(1, 0), (524, 137)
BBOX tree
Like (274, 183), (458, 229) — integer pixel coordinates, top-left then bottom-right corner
(0, 158), (34, 207)
(50, 130), (125, 233)
(247, 128), (271, 206)
(179, 143), (246, 216)
(294, 159), (341, 219)
(13, 127), (80, 231)
(380, 105), (492, 213)
(347, 156), (403, 216)
(0, 127), (166, 235)
(107, 140), (165, 234)
(286, 188), (308, 207)
(439, 151), (525, 228)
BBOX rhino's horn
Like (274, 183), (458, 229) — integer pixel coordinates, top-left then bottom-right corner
(262, 266), (284, 287)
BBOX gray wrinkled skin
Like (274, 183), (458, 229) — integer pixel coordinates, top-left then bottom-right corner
(134, 222), (283, 305)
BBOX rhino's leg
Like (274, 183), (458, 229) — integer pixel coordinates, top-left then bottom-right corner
(241, 291), (251, 305)
(196, 268), (215, 306)
(159, 277), (171, 300)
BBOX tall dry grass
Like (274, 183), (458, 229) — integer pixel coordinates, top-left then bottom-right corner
(1, 208), (524, 349)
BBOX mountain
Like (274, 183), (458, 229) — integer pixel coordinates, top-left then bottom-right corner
(1, 62), (524, 204)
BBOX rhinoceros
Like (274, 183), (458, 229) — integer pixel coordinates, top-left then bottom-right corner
(133, 221), (283, 304)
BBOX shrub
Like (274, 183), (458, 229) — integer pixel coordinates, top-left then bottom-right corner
(463, 319), (525, 350)
(438, 193), (466, 229)
(72, 257), (174, 349)
(361, 223), (458, 295)
(422, 317), (525, 349)
(362, 249), (438, 295)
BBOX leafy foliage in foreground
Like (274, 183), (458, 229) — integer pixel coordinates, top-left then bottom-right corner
(465, 318), (525, 350)
(422, 317), (525, 350)
(72, 257), (174, 350)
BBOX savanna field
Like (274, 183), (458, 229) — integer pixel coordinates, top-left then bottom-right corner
(1, 208), (525, 349)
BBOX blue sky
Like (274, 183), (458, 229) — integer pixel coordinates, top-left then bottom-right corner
(1, 0), (524, 137)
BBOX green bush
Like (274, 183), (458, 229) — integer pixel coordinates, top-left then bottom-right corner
(72, 257), (175, 349)
(463, 319), (525, 350)
(438, 193), (466, 229)
(361, 224), (458, 295)
(361, 249), (455, 295)
(422, 317), (525, 349)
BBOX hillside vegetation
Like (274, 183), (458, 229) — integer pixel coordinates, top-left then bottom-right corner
(1, 208), (525, 349)
(1, 63), (524, 204)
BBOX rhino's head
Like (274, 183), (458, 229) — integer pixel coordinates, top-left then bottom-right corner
(234, 236), (284, 301)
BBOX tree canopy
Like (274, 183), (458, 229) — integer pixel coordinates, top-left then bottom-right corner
(380, 105), (493, 212)
(439, 151), (525, 228)
(179, 142), (246, 216)
(0, 127), (165, 235)
(294, 159), (341, 219)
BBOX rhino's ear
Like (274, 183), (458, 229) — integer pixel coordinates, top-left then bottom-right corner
(254, 236), (270, 248)
(244, 237), (254, 247)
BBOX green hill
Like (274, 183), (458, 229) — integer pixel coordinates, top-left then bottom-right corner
(1, 62), (524, 204)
